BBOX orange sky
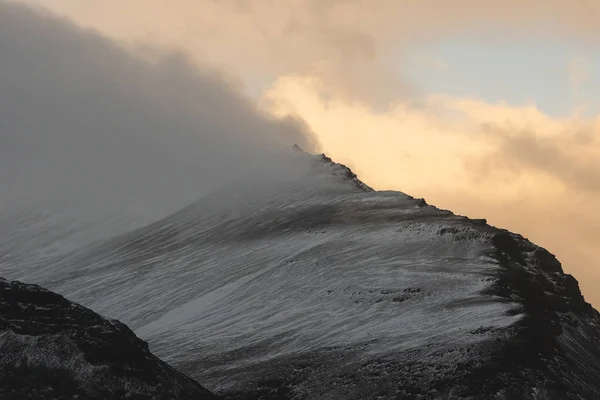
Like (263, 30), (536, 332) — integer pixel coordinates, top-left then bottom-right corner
(14, 0), (600, 307)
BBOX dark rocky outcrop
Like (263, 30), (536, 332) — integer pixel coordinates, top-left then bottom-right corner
(0, 277), (218, 399)
(467, 230), (600, 399)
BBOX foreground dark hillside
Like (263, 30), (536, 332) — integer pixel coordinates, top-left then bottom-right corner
(0, 277), (217, 400)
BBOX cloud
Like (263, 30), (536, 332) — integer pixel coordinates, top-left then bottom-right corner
(0, 2), (316, 226)
(16, 0), (600, 103)
(478, 127), (600, 194)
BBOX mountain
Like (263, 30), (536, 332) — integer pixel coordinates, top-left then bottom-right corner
(4, 150), (600, 399)
(0, 277), (218, 399)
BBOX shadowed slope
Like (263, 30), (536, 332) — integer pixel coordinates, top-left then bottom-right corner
(0, 278), (218, 400)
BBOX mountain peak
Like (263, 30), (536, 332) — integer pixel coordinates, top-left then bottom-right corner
(293, 144), (374, 192)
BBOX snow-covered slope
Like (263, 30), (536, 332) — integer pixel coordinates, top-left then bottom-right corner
(6, 151), (599, 399)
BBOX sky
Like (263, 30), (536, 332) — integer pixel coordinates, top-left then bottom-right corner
(403, 38), (600, 117)
(4, 0), (600, 307)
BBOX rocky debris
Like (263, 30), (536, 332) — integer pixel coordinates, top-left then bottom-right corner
(0, 277), (218, 400)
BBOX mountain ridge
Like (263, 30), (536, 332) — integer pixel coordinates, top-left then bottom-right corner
(3, 151), (600, 399)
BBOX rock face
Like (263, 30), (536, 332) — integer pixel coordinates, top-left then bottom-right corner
(4, 151), (600, 399)
(0, 277), (217, 400)
(474, 231), (600, 399)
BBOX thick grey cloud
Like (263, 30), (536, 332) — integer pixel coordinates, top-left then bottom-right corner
(0, 2), (316, 226)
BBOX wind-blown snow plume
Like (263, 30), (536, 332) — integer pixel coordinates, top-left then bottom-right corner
(0, 2), (316, 243)
(0, 2), (320, 273)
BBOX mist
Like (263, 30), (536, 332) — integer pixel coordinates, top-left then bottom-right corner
(0, 2), (316, 230)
